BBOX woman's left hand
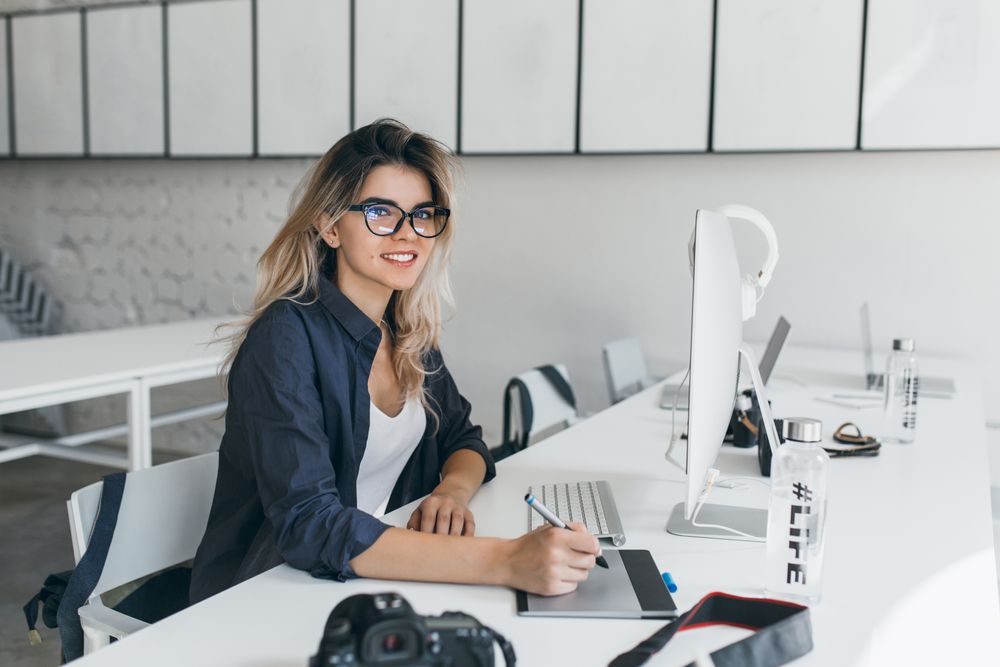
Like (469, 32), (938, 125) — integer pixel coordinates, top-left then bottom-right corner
(407, 491), (476, 536)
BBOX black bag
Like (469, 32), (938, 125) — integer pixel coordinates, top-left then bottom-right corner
(23, 571), (72, 645)
(22, 472), (192, 663)
(490, 365), (577, 462)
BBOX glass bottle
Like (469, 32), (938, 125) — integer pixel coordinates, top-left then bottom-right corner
(882, 338), (919, 444)
(765, 418), (829, 603)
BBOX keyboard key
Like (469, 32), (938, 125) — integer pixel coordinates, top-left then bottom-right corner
(525, 480), (622, 543)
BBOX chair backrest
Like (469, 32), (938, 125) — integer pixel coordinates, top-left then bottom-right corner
(513, 364), (577, 443)
(66, 452), (219, 597)
(602, 338), (652, 403)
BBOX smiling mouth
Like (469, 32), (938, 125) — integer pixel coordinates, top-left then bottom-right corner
(380, 252), (417, 267)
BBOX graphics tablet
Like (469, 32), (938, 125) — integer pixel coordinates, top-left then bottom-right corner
(516, 549), (677, 619)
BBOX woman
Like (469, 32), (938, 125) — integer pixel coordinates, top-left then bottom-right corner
(190, 119), (600, 603)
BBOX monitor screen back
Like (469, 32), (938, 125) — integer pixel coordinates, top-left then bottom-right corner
(685, 209), (742, 518)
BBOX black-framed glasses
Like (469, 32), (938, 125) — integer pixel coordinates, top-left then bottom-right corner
(347, 202), (450, 238)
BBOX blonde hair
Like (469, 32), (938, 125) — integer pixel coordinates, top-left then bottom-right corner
(217, 119), (460, 415)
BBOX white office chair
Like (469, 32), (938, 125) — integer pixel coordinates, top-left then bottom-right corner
(507, 364), (580, 448)
(602, 338), (660, 404)
(66, 452), (218, 654)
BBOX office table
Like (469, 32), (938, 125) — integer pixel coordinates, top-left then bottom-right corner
(72, 346), (1000, 665)
(0, 318), (226, 470)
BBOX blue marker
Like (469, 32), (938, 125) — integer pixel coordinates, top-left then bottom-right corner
(524, 493), (609, 568)
(661, 571), (678, 593)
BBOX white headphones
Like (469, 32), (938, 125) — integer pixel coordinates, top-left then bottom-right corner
(688, 205), (779, 321)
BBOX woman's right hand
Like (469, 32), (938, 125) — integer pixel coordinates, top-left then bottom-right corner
(501, 522), (602, 596)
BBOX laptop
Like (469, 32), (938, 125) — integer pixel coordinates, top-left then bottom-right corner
(861, 303), (955, 395)
(659, 316), (791, 410)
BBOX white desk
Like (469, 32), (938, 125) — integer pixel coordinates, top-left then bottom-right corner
(73, 346), (1000, 665)
(0, 319), (226, 470)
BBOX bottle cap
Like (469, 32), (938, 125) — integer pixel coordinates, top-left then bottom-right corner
(783, 417), (822, 443)
(892, 338), (915, 352)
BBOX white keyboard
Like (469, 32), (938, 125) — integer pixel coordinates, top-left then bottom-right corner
(527, 480), (626, 546)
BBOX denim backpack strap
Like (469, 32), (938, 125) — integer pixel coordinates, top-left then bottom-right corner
(535, 365), (577, 410)
(56, 472), (126, 662)
(500, 377), (533, 453)
(489, 378), (532, 461)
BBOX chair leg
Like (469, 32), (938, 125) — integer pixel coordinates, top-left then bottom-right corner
(83, 624), (110, 654)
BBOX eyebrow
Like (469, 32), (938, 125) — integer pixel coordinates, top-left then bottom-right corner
(360, 196), (437, 209)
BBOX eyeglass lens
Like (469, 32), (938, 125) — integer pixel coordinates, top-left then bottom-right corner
(364, 204), (447, 238)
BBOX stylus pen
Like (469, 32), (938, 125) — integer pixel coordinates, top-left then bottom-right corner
(524, 493), (609, 568)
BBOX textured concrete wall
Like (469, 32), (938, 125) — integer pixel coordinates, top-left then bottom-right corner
(1, 160), (300, 330)
(0, 159), (308, 453)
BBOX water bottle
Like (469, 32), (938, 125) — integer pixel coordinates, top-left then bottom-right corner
(765, 418), (829, 603)
(882, 338), (919, 444)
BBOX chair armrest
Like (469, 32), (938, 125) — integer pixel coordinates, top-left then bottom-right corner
(79, 603), (150, 639)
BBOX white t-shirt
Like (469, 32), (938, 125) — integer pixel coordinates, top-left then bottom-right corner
(356, 398), (427, 518)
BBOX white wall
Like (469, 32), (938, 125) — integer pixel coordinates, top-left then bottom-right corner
(2, 150), (998, 449)
(444, 150), (1000, 441)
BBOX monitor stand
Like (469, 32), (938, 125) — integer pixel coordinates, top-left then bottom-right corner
(665, 342), (782, 542)
(665, 502), (766, 541)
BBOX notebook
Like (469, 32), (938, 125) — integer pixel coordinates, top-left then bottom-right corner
(516, 549), (677, 619)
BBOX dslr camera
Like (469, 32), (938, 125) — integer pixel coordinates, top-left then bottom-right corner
(310, 592), (515, 667)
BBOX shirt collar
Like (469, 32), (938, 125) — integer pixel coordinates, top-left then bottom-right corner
(316, 276), (380, 342)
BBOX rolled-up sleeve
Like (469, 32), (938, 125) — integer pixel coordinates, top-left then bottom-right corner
(428, 353), (497, 485)
(233, 313), (389, 581)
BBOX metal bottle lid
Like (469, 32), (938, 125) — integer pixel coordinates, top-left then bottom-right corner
(783, 417), (823, 443)
(892, 338), (916, 352)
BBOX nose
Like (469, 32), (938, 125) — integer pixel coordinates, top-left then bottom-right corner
(391, 214), (418, 240)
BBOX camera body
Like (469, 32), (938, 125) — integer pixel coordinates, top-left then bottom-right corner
(310, 593), (497, 667)
(727, 388), (786, 475)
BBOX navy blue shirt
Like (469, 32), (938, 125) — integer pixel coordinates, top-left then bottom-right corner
(190, 278), (496, 603)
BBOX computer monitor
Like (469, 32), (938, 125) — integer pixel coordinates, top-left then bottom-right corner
(665, 209), (783, 541)
(683, 209), (742, 516)
(659, 315), (789, 411)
